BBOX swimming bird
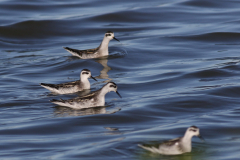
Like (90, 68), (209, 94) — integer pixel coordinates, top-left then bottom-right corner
(63, 31), (120, 59)
(50, 82), (122, 109)
(40, 69), (97, 94)
(138, 126), (204, 155)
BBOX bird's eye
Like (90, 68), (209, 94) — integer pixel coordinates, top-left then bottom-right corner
(106, 34), (111, 37)
(190, 129), (197, 132)
(82, 72), (89, 75)
(110, 85), (116, 88)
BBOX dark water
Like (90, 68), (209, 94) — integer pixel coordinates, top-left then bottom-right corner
(1, 0), (240, 159)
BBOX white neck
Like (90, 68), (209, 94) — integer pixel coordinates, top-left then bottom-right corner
(181, 132), (193, 152)
(99, 85), (110, 97)
(98, 36), (110, 56)
(80, 76), (90, 89)
(94, 86), (110, 106)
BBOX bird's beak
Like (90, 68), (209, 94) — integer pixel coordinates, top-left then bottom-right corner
(116, 91), (122, 98)
(91, 76), (97, 81)
(113, 37), (120, 42)
(198, 135), (205, 142)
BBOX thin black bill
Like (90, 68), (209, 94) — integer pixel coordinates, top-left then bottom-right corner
(116, 91), (122, 98)
(113, 37), (120, 42)
(91, 76), (98, 81)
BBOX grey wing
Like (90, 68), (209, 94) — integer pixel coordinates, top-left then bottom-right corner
(50, 90), (100, 108)
(85, 47), (99, 54)
(64, 47), (99, 58)
(138, 144), (161, 154)
(41, 80), (80, 94)
(161, 137), (181, 147)
(40, 82), (74, 93)
(157, 137), (184, 155)
(56, 80), (80, 89)
(63, 47), (88, 58)
(63, 91), (98, 103)
(51, 96), (80, 106)
(77, 90), (99, 99)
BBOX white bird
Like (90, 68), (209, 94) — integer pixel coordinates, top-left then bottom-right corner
(63, 31), (120, 59)
(40, 69), (97, 94)
(138, 126), (204, 155)
(50, 82), (122, 109)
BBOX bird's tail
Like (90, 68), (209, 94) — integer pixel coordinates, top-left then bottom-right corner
(40, 83), (59, 93)
(63, 47), (82, 58)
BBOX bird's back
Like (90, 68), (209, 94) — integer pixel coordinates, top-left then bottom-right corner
(63, 46), (100, 59)
(158, 137), (185, 155)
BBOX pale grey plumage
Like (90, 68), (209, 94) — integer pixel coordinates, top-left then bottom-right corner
(50, 82), (122, 109)
(63, 31), (120, 59)
(138, 126), (204, 155)
(40, 69), (97, 94)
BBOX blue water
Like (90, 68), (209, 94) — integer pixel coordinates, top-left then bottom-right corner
(1, 0), (240, 159)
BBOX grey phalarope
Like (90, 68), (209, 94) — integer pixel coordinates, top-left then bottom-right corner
(63, 31), (120, 59)
(138, 126), (204, 155)
(50, 82), (122, 109)
(40, 69), (97, 94)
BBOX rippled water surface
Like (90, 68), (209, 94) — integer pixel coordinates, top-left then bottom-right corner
(1, 0), (240, 159)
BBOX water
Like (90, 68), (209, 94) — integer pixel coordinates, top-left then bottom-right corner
(1, 0), (240, 159)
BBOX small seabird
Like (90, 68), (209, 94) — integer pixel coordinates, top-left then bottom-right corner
(138, 126), (204, 155)
(63, 31), (120, 59)
(40, 69), (97, 94)
(50, 82), (122, 109)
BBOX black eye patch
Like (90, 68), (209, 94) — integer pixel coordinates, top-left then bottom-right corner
(190, 129), (197, 132)
(82, 72), (89, 74)
(110, 85), (116, 88)
(105, 34), (111, 37)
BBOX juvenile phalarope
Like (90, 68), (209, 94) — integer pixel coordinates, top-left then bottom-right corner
(40, 69), (97, 94)
(138, 126), (204, 155)
(50, 82), (122, 109)
(63, 31), (120, 59)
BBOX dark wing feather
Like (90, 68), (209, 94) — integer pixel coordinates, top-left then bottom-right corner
(85, 47), (99, 54)
(41, 80), (80, 89)
(56, 80), (80, 89)
(63, 47), (86, 57)
(64, 46), (99, 56)
(62, 90), (100, 104)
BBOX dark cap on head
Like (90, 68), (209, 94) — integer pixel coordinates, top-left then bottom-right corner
(82, 69), (90, 72)
(106, 31), (113, 34)
(190, 126), (198, 129)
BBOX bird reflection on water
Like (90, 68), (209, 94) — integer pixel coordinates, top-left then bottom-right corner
(140, 152), (193, 160)
(95, 58), (112, 82)
(53, 106), (121, 117)
(95, 47), (127, 81)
